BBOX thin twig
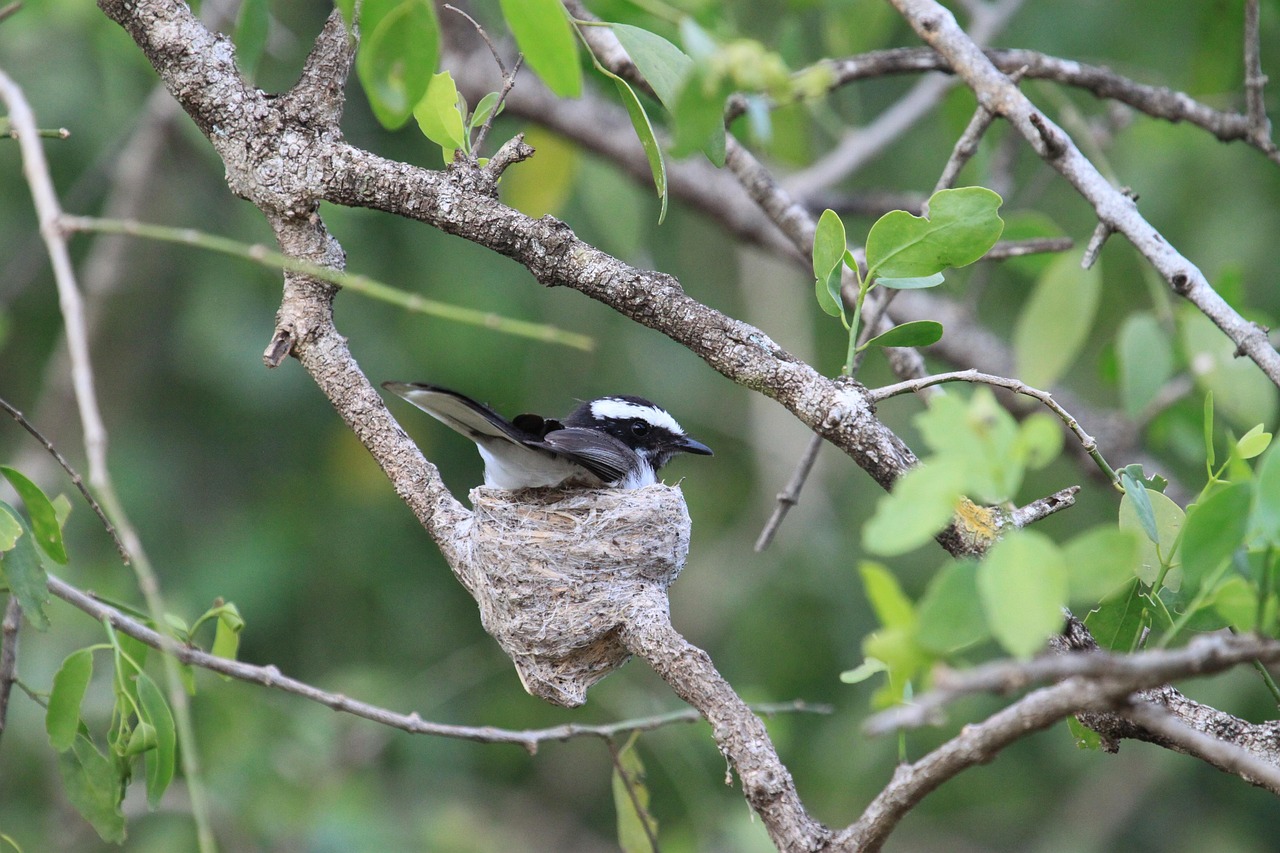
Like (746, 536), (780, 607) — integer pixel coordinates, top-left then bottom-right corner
(867, 368), (1118, 484)
(0, 67), (216, 853)
(0, 596), (21, 748)
(443, 4), (506, 76)
(753, 433), (823, 552)
(58, 215), (591, 350)
(0, 2), (21, 25)
(607, 738), (661, 853)
(471, 53), (523, 157)
(0, 395), (130, 563)
(44, 570), (826, 752)
(934, 104), (997, 195)
(1244, 0), (1269, 141)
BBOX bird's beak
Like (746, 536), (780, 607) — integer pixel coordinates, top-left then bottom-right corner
(677, 435), (714, 456)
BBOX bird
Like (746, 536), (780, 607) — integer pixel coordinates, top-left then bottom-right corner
(382, 382), (713, 490)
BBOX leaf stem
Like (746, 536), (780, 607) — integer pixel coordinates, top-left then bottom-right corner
(58, 216), (593, 351)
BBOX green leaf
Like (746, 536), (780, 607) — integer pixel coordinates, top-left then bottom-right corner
(611, 735), (657, 853)
(977, 530), (1069, 659)
(864, 187), (1004, 280)
(1204, 391), (1216, 469)
(815, 269), (843, 318)
(916, 389), (1022, 503)
(0, 503), (50, 630)
(874, 273), (946, 290)
(839, 657), (889, 684)
(1210, 575), (1259, 631)
(468, 91), (502, 131)
(211, 603), (244, 661)
(1, 466), (68, 564)
(862, 626), (927, 707)
(498, 0), (581, 98)
(671, 65), (730, 163)
(812, 209), (847, 319)
(1016, 412), (1064, 471)
(356, 0), (440, 130)
(1063, 527), (1141, 602)
(47, 648), (94, 752)
(1067, 715), (1103, 750)
(58, 733), (125, 843)
(135, 671), (176, 808)
(234, 0), (269, 79)
(1013, 253), (1102, 389)
(812, 209), (847, 280)
(1119, 472), (1158, 545)
(413, 71), (467, 152)
(1117, 312), (1174, 418)
(611, 24), (693, 108)
(1181, 308), (1278, 430)
(123, 721), (157, 757)
(862, 321), (944, 349)
(0, 504), (21, 552)
(612, 76), (669, 224)
(863, 459), (967, 556)
(1252, 442), (1280, 545)
(1084, 578), (1146, 652)
(859, 562), (915, 630)
(1237, 423), (1272, 460)
(1119, 484), (1184, 588)
(1180, 481), (1252, 592)
(916, 559), (989, 654)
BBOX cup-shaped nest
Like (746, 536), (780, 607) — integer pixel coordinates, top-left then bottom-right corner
(458, 483), (691, 707)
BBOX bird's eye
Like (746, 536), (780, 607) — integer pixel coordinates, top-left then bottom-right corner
(630, 419), (650, 437)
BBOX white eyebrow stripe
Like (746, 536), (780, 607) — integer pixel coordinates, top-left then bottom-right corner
(590, 398), (685, 434)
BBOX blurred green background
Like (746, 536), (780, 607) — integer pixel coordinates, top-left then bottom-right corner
(3, 0), (1280, 850)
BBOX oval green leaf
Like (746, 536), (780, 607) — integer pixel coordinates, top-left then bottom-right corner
(135, 671), (176, 807)
(1013, 253), (1101, 389)
(865, 187), (1004, 280)
(977, 530), (1069, 659)
(862, 320), (943, 349)
(58, 734), (125, 843)
(47, 648), (94, 751)
(813, 209), (846, 280)
(0, 501), (51, 630)
(1252, 441), (1280, 545)
(356, 0), (440, 130)
(863, 459), (967, 556)
(413, 71), (467, 151)
(916, 559), (989, 654)
(499, 0), (581, 98)
(874, 272), (947, 290)
(0, 504), (20, 552)
(611, 23), (692, 109)
(612, 76), (669, 224)
(234, 0), (269, 79)
(1180, 481), (1252, 592)
(1063, 526), (1141, 602)
(1117, 312), (1174, 418)
(1, 466), (67, 564)
(859, 562), (915, 630)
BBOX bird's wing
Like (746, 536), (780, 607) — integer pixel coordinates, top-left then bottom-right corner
(535, 427), (635, 485)
(381, 382), (533, 447)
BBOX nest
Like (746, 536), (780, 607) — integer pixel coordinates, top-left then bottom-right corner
(454, 484), (691, 708)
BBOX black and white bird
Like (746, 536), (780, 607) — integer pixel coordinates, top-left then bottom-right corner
(383, 382), (713, 490)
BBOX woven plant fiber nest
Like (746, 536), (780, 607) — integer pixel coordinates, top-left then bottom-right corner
(457, 483), (692, 707)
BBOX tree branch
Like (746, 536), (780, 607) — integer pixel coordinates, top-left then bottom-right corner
(43, 572), (825, 753)
(887, 0), (1280, 387)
